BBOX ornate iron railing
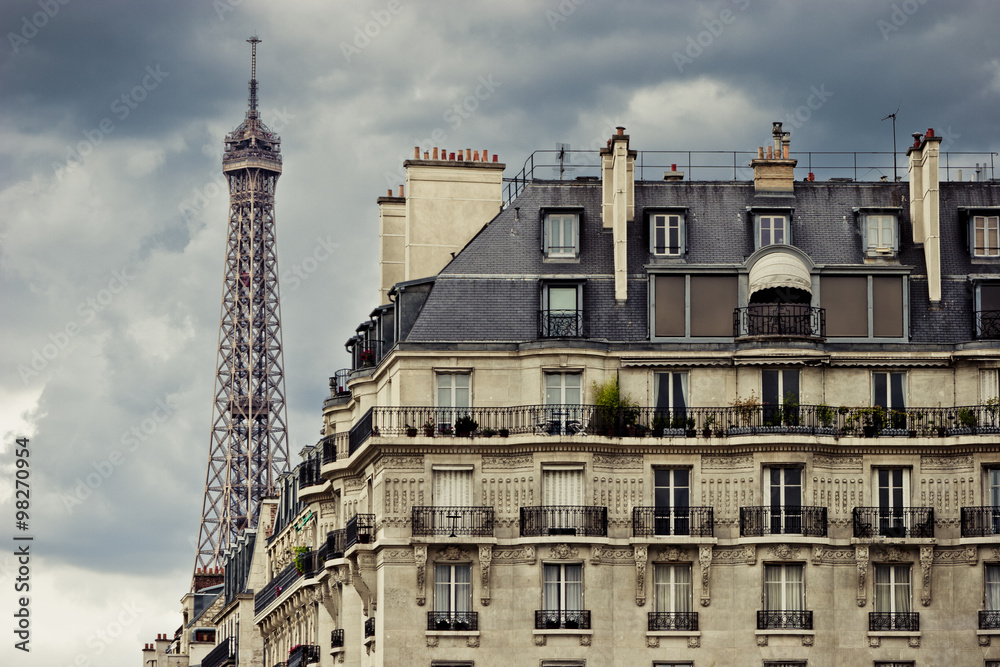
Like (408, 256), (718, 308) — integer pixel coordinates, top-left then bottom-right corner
(322, 436), (337, 464)
(426, 611), (479, 631)
(298, 456), (322, 488)
(330, 368), (351, 395)
(326, 529), (346, 558)
(980, 610), (1000, 629)
(346, 514), (375, 548)
(520, 506), (608, 537)
(648, 611), (699, 631)
(538, 309), (584, 337)
(977, 310), (1000, 339)
(201, 637), (236, 667)
(632, 506), (714, 537)
(757, 609), (813, 630)
(364, 617), (375, 638)
(348, 407), (373, 455)
(254, 562), (301, 614)
(735, 304), (825, 338)
(534, 609), (591, 630)
(869, 611), (919, 631)
(330, 628), (344, 648)
(411, 507), (494, 537)
(740, 506), (827, 537)
(853, 507), (934, 538)
(287, 644), (320, 667)
(962, 507), (1000, 537)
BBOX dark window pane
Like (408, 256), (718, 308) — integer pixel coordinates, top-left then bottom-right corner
(672, 374), (686, 411)
(874, 373), (888, 408)
(654, 276), (685, 337)
(822, 276), (867, 336)
(983, 284), (1000, 311)
(690, 275), (737, 337)
(873, 276), (903, 337)
(783, 370), (800, 402)
(890, 373), (905, 409)
(762, 370), (779, 405)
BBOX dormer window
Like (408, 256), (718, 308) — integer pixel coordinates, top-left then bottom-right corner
(759, 215), (787, 246)
(863, 213), (898, 255)
(973, 215), (1000, 258)
(650, 211), (685, 256)
(543, 211), (580, 259)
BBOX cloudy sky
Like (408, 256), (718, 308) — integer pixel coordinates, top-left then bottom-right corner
(1, 0), (999, 664)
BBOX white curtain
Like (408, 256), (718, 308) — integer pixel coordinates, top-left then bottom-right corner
(544, 564), (582, 611)
(433, 469), (473, 506)
(565, 564), (583, 611)
(542, 468), (584, 506)
(543, 564), (560, 610)
(895, 566), (911, 613)
(434, 564), (451, 613)
(764, 564), (803, 611)
(454, 565), (471, 613)
(435, 564), (471, 613)
(987, 566), (1000, 611)
(875, 565), (910, 613)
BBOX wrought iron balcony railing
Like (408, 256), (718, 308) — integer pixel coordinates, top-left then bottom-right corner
(201, 637), (237, 667)
(322, 435), (337, 464)
(411, 506), (494, 537)
(648, 611), (699, 631)
(364, 617), (375, 638)
(346, 514), (375, 548)
(534, 609), (591, 630)
(734, 304), (825, 338)
(330, 628), (344, 648)
(853, 507), (935, 538)
(757, 609), (813, 630)
(539, 309), (584, 337)
(632, 506), (714, 537)
(326, 529), (346, 559)
(349, 407), (373, 455)
(869, 611), (919, 631)
(298, 456), (322, 488)
(330, 368), (351, 395)
(427, 611), (479, 631)
(254, 562), (301, 614)
(976, 310), (1000, 339)
(961, 506), (1000, 537)
(520, 506), (608, 537)
(740, 506), (827, 537)
(981, 610), (1000, 629)
(287, 644), (320, 667)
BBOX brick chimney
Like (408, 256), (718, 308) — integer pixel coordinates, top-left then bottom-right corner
(751, 122), (797, 193)
(600, 127), (636, 304)
(908, 129), (943, 303)
(192, 566), (224, 592)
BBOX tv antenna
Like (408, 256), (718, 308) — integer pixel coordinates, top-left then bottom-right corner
(881, 105), (900, 182)
(556, 143), (571, 180)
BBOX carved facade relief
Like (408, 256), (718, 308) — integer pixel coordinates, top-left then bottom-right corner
(856, 545), (869, 607)
(414, 544), (427, 606)
(479, 545), (492, 606)
(634, 545), (647, 606)
(699, 545), (712, 607)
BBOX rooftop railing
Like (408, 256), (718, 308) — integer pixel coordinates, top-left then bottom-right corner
(201, 637), (236, 667)
(330, 369), (351, 396)
(346, 513), (375, 548)
(539, 309), (585, 337)
(287, 644), (320, 667)
(976, 310), (1000, 339)
(326, 529), (346, 558)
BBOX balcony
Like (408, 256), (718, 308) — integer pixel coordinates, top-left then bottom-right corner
(201, 637), (236, 667)
(869, 611), (919, 631)
(632, 506), (714, 537)
(322, 435), (337, 464)
(298, 457), (322, 488)
(364, 617), (375, 638)
(520, 506), (608, 537)
(976, 310), (1000, 339)
(427, 611), (479, 631)
(411, 506), (494, 537)
(330, 368), (351, 395)
(757, 609), (813, 630)
(853, 507), (935, 538)
(326, 529), (346, 558)
(539, 309), (584, 337)
(740, 506), (827, 537)
(346, 514), (375, 548)
(535, 609), (591, 630)
(734, 304), (825, 339)
(254, 562), (301, 614)
(330, 628), (344, 648)
(648, 611), (699, 631)
(287, 644), (320, 667)
(980, 610), (1000, 629)
(962, 507), (1000, 537)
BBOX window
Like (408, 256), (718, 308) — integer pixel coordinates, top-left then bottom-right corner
(757, 214), (789, 247)
(975, 284), (1000, 339)
(434, 563), (471, 616)
(433, 467), (473, 506)
(768, 467), (802, 534)
(653, 372), (688, 425)
(863, 214), (898, 255)
(654, 469), (691, 535)
(541, 284), (583, 337)
(762, 369), (799, 426)
(542, 563), (583, 621)
(436, 372), (470, 430)
(875, 467), (909, 536)
(874, 565), (911, 615)
(542, 465), (584, 507)
(873, 371), (907, 429)
(985, 564), (1000, 613)
(820, 275), (906, 339)
(973, 215), (1000, 257)
(650, 212), (685, 256)
(763, 564), (805, 622)
(982, 370), (1000, 404)
(651, 274), (738, 338)
(542, 372), (583, 434)
(544, 211), (580, 258)
(653, 564), (693, 615)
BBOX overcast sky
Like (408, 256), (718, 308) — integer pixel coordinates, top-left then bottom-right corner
(2, 1), (999, 664)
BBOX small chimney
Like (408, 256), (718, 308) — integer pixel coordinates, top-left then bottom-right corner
(600, 126), (636, 304)
(908, 129), (943, 303)
(413, 146), (419, 159)
(432, 147), (439, 159)
(398, 185), (404, 197)
(663, 164), (684, 182)
(750, 121), (797, 193)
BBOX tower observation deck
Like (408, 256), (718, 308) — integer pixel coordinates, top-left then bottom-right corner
(193, 36), (290, 579)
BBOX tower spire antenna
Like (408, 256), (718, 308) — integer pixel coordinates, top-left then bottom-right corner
(247, 35), (261, 116)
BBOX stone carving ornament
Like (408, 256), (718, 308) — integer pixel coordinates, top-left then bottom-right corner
(549, 543), (579, 559)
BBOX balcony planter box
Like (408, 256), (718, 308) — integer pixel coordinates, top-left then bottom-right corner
(406, 428), (417, 437)
(498, 428), (509, 437)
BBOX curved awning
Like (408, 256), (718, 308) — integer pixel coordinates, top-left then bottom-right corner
(748, 251), (812, 296)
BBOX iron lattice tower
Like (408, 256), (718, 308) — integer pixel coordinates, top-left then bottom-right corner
(194, 36), (289, 578)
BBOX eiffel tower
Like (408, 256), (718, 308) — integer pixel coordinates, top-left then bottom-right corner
(193, 36), (289, 579)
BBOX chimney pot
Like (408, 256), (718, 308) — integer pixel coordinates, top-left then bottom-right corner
(671, 164), (677, 171)
(465, 149), (471, 161)
(450, 152), (456, 160)
(808, 172), (815, 182)
(398, 185), (404, 197)
(912, 132), (923, 147)
(432, 147), (438, 159)
(423, 151), (429, 159)
(758, 147), (764, 159)
(492, 154), (498, 162)
(926, 128), (935, 138)
(783, 145), (789, 159)
(473, 150), (480, 161)
(387, 189), (391, 197)
(413, 147), (420, 159)
(616, 126), (625, 135)
(767, 146), (773, 159)
(482, 149), (488, 161)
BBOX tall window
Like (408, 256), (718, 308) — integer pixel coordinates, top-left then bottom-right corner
(982, 369), (1000, 405)
(769, 467), (802, 534)
(654, 468), (690, 535)
(654, 372), (688, 425)
(762, 369), (799, 426)
(873, 371), (907, 429)
(758, 215), (788, 247)
(542, 466), (584, 506)
(544, 212), (579, 258)
(876, 468), (908, 536)
(986, 564), (1000, 613)
(974, 215), (1000, 257)
(651, 212), (684, 256)
(541, 284), (582, 337)
(976, 284), (1000, 339)
(865, 214), (897, 254)
(763, 563), (805, 616)
(433, 467), (473, 506)
(654, 564), (693, 614)
(435, 563), (472, 615)
(543, 372), (582, 434)
(874, 564), (912, 617)
(436, 372), (470, 430)
(543, 563), (583, 613)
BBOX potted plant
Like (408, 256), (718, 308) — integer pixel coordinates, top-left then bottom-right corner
(359, 348), (375, 367)
(685, 416), (696, 437)
(454, 415), (478, 437)
(651, 416), (667, 437)
(481, 427), (497, 437)
(816, 403), (834, 428)
(405, 424), (418, 437)
(592, 375), (637, 437)
(422, 419), (435, 437)
(702, 414), (716, 437)
(498, 428), (509, 437)
(729, 392), (759, 433)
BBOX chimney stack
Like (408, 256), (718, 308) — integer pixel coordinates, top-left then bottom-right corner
(750, 121), (797, 193)
(601, 126), (637, 304)
(908, 128), (943, 303)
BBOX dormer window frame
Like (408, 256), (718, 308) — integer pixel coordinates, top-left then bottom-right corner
(961, 208), (1000, 259)
(647, 207), (688, 258)
(541, 206), (584, 261)
(855, 208), (901, 257)
(748, 207), (794, 250)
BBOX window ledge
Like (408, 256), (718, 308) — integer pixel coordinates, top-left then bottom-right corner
(426, 630), (480, 637)
(646, 630), (701, 638)
(756, 629), (814, 637)
(532, 628), (593, 637)
(978, 630), (1000, 636)
(867, 631), (920, 638)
